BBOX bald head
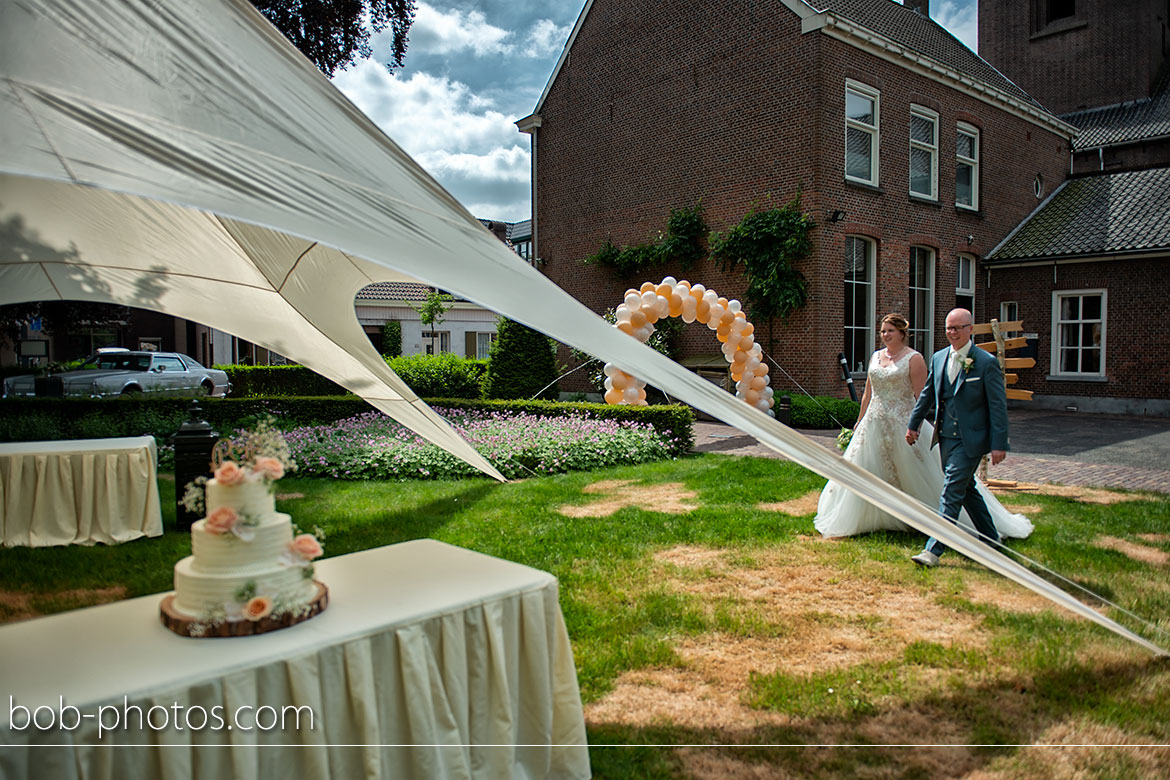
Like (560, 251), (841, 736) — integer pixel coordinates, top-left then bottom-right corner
(945, 308), (974, 348)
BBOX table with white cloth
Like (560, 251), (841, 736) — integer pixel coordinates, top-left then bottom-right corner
(0, 436), (163, 547)
(0, 539), (591, 780)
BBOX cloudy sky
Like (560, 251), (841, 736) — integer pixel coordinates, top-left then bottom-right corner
(332, 0), (978, 223)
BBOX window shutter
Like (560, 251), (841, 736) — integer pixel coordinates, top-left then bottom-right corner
(465, 331), (476, 358)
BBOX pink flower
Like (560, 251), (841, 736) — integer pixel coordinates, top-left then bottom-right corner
(288, 534), (323, 561)
(252, 456), (284, 481)
(204, 506), (238, 535)
(214, 460), (247, 486)
(242, 596), (273, 621)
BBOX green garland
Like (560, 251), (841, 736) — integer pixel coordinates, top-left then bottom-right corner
(584, 203), (707, 274)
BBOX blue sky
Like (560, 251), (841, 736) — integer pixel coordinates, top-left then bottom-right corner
(332, 0), (978, 222)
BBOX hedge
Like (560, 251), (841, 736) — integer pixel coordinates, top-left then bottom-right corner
(0, 396), (694, 455)
(788, 395), (860, 429)
(218, 355), (488, 399)
(215, 365), (348, 397)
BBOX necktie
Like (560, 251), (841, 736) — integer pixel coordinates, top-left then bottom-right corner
(947, 350), (961, 383)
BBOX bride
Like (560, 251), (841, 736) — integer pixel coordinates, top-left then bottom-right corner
(814, 312), (1032, 540)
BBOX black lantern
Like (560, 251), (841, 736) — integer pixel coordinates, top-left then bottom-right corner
(170, 401), (219, 532)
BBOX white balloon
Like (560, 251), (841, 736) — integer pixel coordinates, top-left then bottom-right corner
(603, 362), (618, 377)
(734, 391), (745, 399)
(730, 317), (747, 332)
(603, 377), (613, 391)
(728, 299), (742, 313)
(703, 290), (718, 305)
(767, 409), (776, 418)
(764, 386), (774, 398)
(744, 357), (760, 373)
(661, 276), (677, 287)
(656, 295), (669, 317)
(615, 306), (632, 323)
(622, 386), (640, 403)
(756, 399), (771, 412)
(624, 293), (641, 310)
(641, 291), (657, 309)
(691, 283), (706, 296)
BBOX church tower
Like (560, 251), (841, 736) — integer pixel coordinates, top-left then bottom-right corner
(978, 0), (1170, 113)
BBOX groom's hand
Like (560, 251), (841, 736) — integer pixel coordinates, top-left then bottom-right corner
(990, 449), (1006, 465)
(905, 429), (919, 446)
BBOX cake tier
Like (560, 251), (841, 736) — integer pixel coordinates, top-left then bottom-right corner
(171, 556), (316, 618)
(206, 477), (276, 518)
(189, 513), (294, 573)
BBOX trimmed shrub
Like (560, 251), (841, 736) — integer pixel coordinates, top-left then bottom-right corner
(381, 320), (402, 357)
(385, 354), (486, 399)
(482, 318), (559, 400)
(217, 365), (347, 397)
(788, 395), (860, 429)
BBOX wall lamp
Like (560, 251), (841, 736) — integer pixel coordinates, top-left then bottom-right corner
(827, 209), (846, 223)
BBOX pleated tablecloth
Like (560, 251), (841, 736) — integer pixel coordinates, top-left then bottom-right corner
(0, 539), (591, 780)
(0, 436), (163, 547)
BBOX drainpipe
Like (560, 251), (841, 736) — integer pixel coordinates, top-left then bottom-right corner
(516, 113), (543, 267)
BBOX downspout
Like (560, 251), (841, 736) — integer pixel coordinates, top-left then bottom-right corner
(516, 114), (543, 266)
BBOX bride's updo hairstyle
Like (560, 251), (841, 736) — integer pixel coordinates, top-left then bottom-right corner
(880, 313), (910, 342)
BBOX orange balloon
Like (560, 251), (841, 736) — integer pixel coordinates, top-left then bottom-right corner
(732, 350), (748, 365)
(690, 287), (705, 301)
(720, 310), (736, 327)
(696, 300), (710, 323)
(640, 281), (655, 293)
(754, 364), (769, 376)
(644, 306), (658, 324)
(636, 386), (647, 400)
(751, 376), (767, 390)
(604, 388), (623, 404)
(625, 288), (638, 298)
(611, 371), (630, 390)
(744, 388), (761, 405)
(742, 322), (755, 336)
(668, 294), (683, 317)
(629, 310), (648, 328)
(616, 320), (636, 335)
(655, 283), (672, 297)
(731, 371), (742, 382)
(717, 296), (728, 308)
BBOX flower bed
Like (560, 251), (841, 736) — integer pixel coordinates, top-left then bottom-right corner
(279, 407), (678, 480)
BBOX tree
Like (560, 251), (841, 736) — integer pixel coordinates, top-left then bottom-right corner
(482, 318), (559, 400)
(251, 0), (417, 77)
(414, 290), (453, 354)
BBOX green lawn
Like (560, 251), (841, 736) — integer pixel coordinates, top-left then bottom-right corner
(2, 454), (1168, 778)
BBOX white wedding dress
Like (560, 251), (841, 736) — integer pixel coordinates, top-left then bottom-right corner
(814, 349), (1033, 539)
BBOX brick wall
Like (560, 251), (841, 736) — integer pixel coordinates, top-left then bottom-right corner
(534, 0), (1068, 397)
(978, 0), (1167, 114)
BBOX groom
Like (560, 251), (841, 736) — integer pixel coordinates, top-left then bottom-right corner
(905, 308), (1010, 567)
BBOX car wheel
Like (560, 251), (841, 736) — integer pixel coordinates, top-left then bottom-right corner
(201, 381), (215, 396)
(121, 386), (143, 397)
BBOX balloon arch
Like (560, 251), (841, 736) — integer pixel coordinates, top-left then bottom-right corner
(602, 277), (775, 415)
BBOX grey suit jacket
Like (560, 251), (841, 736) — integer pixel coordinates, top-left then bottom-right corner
(908, 344), (1010, 457)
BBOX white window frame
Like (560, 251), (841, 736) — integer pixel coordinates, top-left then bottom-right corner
(955, 253), (976, 311)
(1050, 289), (1106, 378)
(909, 106), (939, 200)
(956, 122), (980, 210)
(475, 331), (494, 360)
(423, 330), (451, 355)
(1000, 300), (1021, 337)
(844, 235), (876, 374)
(908, 246), (936, 352)
(845, 80), (880, 186)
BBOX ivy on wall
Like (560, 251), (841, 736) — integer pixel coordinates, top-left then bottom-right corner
(583, 203), (707, 275)
(709, 195), (814, 323)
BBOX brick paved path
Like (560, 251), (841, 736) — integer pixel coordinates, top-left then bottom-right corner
(691, 420), (1170, 494)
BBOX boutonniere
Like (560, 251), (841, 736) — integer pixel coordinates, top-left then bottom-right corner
(961, 357), (974, 374)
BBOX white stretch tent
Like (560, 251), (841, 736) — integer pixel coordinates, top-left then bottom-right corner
(0, 0), (1164, 657)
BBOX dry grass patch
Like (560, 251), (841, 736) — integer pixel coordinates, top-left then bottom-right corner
(961, 575), (1057, 614)
(1138, 534), (1170, 544)
(757, 490), (821, 517)
(558, 479), (699, 517)
(1093, 536), (1170, 566)
(998, 483), (1145, 505)
(275, 492), (305, 500)
(0, 586), (127, 623)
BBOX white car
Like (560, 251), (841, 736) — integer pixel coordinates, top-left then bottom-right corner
(2, 349), (232, 399)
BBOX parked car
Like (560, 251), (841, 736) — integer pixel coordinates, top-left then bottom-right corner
(2, 349), (231, 399)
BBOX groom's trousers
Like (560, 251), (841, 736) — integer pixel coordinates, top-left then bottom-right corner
(924, 435), (999, 557)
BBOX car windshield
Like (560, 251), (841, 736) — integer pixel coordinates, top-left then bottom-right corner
(81, 353), (151, 371)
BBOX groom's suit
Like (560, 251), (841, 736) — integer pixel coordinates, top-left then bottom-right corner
(908, 342), (1010, 556)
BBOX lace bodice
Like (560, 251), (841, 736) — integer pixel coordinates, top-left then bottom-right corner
(863, 349), (919, 424)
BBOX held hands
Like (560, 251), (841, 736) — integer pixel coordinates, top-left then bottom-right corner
(990, 449), (1006, 466)
(905, 429), (919, 446)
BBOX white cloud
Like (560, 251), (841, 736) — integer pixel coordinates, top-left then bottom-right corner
(932, 0), (978, 53)
(524, 19), (571, 58)
(410, 2), (512, 57)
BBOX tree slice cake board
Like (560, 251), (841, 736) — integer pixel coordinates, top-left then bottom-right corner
(159, 581), (329, 638)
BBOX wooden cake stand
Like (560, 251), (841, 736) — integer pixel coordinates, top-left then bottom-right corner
(159, 581), (329, 638)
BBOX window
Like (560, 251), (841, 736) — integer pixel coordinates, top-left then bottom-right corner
(465, 331), (496, 359)
(513, 240), (532, 262)
(1000, 300), (1021, 337)
(154, 355), (186, 373)
(845, 81), (880, 186)
(1046, 0), (1075, 24)
(1051, 290), (1105, 377)
(423, 331), (451, 354)
(955, 253), (975, 311)
(956, 123), (980, 209)
(909, 106), (938, 199)
(844, 236), (875, 373)
(908, 247), (935, 352)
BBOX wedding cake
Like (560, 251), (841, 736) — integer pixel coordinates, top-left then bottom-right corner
(162, 422), (326, 636)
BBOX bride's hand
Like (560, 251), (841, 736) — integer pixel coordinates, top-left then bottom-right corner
(905, 429), (919, 446)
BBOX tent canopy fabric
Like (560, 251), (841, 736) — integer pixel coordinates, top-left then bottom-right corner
(0, 0), (1163, 657)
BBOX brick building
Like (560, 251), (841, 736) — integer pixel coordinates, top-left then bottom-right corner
(518, 0), (1075, 399)
(980, 0), (1170, 415)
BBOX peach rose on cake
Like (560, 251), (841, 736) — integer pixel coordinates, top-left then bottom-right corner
(252, 456), (285, 481)
(204, 506), (238, 535)
(243, 596), (273, 621)
(288, 534), (323, 561)
(214, 460), (247, 486)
